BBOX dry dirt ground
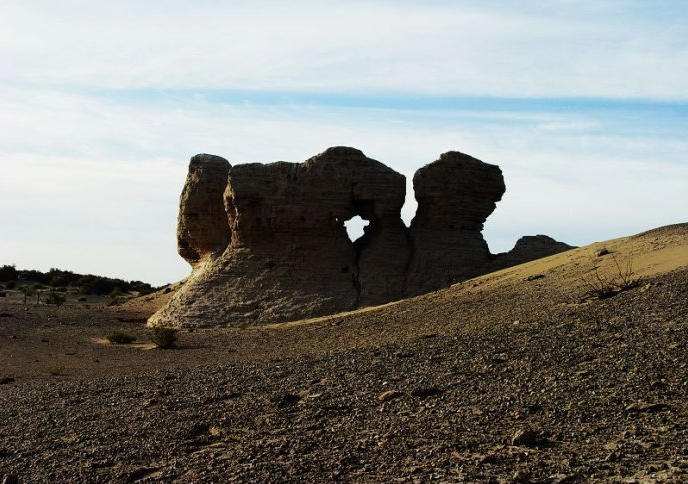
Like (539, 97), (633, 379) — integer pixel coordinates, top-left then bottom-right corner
(1, 224), (687, 483)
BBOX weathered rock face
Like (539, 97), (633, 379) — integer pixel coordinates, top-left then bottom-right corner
(406, 152), (506, 295)
(149, 147), (571, 328)
(150, 147), (410, 327)
(176, 154), (231, 266)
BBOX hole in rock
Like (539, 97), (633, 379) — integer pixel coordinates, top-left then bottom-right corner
(344, 215), (369, 243)
(400, 177), (416, 228)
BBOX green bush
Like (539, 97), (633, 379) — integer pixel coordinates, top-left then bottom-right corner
(150, 327), (178, 348)
(106, 331), (137, 344)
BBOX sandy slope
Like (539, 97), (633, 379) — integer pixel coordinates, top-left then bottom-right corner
(0, 223), (687, 482)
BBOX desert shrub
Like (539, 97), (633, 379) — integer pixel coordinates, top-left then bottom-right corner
(79, 276), (117, 295)
(77, 296), (87, 302)
(581, 254), (640, 300)
(150, 327), (178, 348)
(5, 281), (16, 289)
(0, 264), (18, 282)
(47, 268), (79, 287)
(19, 285), (35, 304)
(19, 270), (50, 285)
(44, 291), (66, 306)
(106, 331), (137, 344)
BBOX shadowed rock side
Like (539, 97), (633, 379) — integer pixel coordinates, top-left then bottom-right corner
(150, 147), (571, 328)
(405, 152), (506, 295)
(489, 235), (575, 272)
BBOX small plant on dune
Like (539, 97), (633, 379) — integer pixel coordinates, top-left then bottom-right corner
(106, 330), (137, 344)
(150, 327), (178, 348)
(581, 254), (641, 300)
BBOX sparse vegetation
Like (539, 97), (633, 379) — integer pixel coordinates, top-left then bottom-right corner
(107, 289), (122, 306)
(0, 265), (159, 297)
(19, 285), (35, 304)
(581, 254), (641, 300)
(150, 327), (178, 348)
(106, 331), (137, 344)
(0, 264), (18, 282)
(44, 291), (67, 306)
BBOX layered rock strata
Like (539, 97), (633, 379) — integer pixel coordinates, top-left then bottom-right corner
(149, 147), (571, 328)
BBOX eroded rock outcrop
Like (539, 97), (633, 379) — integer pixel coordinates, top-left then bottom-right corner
(406, 152), (506, 295)
(177, 154), (231, 265)
(149, 147), (571, 328)
(490, 235), (574, 272)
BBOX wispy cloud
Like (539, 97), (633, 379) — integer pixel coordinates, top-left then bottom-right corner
(2, 1), (688, 98)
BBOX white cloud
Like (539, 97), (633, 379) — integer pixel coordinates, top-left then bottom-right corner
(1, 1), (688, 98)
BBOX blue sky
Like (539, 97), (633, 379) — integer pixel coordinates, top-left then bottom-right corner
(1, 0), (687, 285)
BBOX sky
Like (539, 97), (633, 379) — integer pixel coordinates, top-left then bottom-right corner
(1, 0), (687, 286)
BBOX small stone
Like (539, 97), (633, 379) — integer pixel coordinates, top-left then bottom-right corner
(0, 377), (15, 385)
(625, 402), (670, 413)
(511, 428), (539, 446)
(410, 387), (443, 399)
(512, 469), (531, 482)
(604, 451), (618, 462)
(378, 390), (403, 403)
(477, 454), (499, 464)
(2, 474), (18, 484)
(471, 406), (484, 416)
(549, 473), (580, 484)
(276, 393), (301, 408)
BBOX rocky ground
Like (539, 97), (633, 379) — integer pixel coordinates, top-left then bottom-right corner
(1, 226), (687, 482)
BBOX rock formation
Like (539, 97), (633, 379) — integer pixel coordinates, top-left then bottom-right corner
(406, 152), (506, 295)
(489, 235), (574, 272)
(176, 154), (232, 265)
(149, 147), (571, 328)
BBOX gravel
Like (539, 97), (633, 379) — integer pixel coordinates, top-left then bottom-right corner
(1, 268), (687, 482)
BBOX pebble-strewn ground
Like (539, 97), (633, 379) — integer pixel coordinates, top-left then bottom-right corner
(1, 228), (687, 482)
